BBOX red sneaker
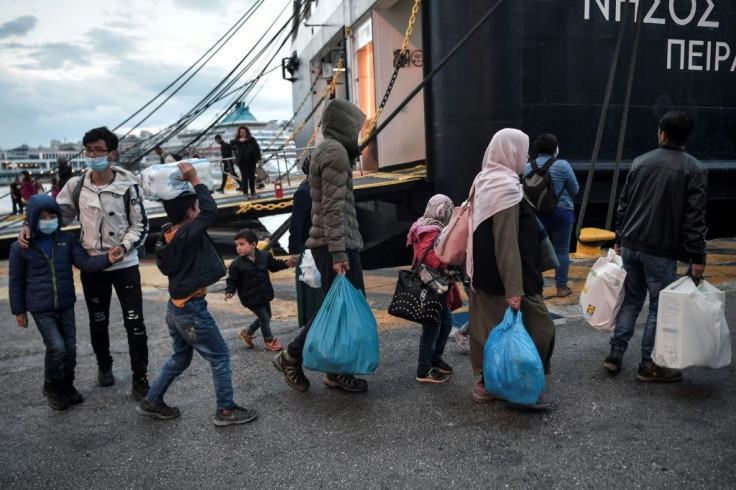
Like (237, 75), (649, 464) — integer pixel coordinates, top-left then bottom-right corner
(264, 338), (283, 352)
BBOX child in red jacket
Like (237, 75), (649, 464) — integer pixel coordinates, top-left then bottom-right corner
(406, 194), (458, 383)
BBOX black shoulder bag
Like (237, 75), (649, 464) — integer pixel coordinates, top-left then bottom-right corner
(387, 246), (444, 328)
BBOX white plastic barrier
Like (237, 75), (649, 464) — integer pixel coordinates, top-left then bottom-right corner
(653, 277), (731, 370)
(139, 159), (214, 200)
(579, 249), (627, 331)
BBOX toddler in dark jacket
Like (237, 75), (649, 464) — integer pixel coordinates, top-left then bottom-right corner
(225, 229), (292, 351)
(9, 194), (119, 410)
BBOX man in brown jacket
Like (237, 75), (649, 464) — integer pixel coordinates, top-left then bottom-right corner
(273, 98), (369, 393)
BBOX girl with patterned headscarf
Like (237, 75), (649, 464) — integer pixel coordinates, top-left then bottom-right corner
(406, 194), (461, 384)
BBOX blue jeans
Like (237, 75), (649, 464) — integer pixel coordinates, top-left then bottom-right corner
(146, 298), (235, 410)
(545, 221), (573, 288)
(417, 305), (454, 376)
(31, 307), (77, 383)
(610, 248), (677, 362)
(246, 303), (273, 341)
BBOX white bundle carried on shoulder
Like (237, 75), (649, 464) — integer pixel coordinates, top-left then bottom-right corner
(139, 159), (214, 200)
(652, 277), (731, 369)
(299, 249), (322, 289)
(579, 248), (627, 331)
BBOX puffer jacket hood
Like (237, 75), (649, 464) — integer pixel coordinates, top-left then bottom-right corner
(26, 194), (62, 238)
(320, 99), (366, 160)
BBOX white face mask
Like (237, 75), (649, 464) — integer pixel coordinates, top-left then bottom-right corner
(553, 146), (559, 158)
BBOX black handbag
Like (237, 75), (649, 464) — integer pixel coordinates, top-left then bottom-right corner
(387, 247), (444, 327)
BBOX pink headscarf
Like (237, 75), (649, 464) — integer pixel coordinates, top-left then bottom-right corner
(466, 128), (529, 283)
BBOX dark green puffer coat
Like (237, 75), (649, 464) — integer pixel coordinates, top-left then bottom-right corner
(305, 99), (366, 263)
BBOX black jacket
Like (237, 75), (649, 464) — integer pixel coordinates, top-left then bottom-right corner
(288, 179), (312, 254)
(230, 138), (261, 167)
(226, 250), (288, 308)
(219, 140), (233, 159)
(156, 184), (227, 299)
(616, 145), (707, 264)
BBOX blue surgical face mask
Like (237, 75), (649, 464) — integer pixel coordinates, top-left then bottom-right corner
(86, 156), (110, 172)
(38, 219), (59, 235)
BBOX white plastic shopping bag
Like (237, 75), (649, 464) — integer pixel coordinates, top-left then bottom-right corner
(653, 277), (731, 369)
(579, 248), (627, 331)
(299, 249), (322, 289)
(139, 158), (214, 200)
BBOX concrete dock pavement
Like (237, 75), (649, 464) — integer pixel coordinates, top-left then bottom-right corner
(0, 239), (735, 488)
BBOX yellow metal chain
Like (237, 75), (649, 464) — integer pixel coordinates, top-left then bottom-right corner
(236, 199), (295, 214)
(360, 0), (421, 145)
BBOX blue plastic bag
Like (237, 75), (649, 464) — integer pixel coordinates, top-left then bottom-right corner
(303, 275), (379, 375)
(483, 307), (545, 404)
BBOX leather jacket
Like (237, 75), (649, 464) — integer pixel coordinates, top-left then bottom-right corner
(615, 145), (707, 264)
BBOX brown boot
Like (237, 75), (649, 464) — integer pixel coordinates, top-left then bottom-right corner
(556, 286), (572, 297)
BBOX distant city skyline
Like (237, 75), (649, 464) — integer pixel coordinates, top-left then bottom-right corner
(0, 0), (294, 148)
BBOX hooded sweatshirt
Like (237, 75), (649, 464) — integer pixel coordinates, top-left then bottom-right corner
(9, 194), (111, 314)
(305, 99), (367, 263)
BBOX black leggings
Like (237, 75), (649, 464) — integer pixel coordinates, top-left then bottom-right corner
(238, 161), (256, 195)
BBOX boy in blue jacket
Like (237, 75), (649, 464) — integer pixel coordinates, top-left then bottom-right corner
(136, 162), (257, 426)
(9, 195), (120, 410)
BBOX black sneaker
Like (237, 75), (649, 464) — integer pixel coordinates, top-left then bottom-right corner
(432, 359), (454, 374)
(416, 369), (450, 384)
(131, 375), (150, 401)
(42, 382), (69, 411)
(272, 351), (310, 392)
(98, 368), (115, 387)
(60, 380), (84, 405)
(603, 352), (623, 373)
(323, 374), (368, 393)
(636, 361), (683, 383)
(213, 405), (259, 427)
(136, 400), (181, 420)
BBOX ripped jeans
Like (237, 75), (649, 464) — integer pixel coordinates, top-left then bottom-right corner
(80, 265), (148, 377)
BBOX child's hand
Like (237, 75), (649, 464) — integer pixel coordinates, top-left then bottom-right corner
(286, 255), (298, 268)
(108, 246), (124, 263)
(16, 313), (28, 328)
(224, 292), (234, 301)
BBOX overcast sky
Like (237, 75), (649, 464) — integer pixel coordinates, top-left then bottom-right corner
(0, 0), (295, 148)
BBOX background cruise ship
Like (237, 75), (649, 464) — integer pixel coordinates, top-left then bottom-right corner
(0, 103), (296, 188)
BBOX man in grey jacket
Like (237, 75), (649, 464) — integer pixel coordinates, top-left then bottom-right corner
(273, 98), (369, 393)
(604, 110), (707, 382)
